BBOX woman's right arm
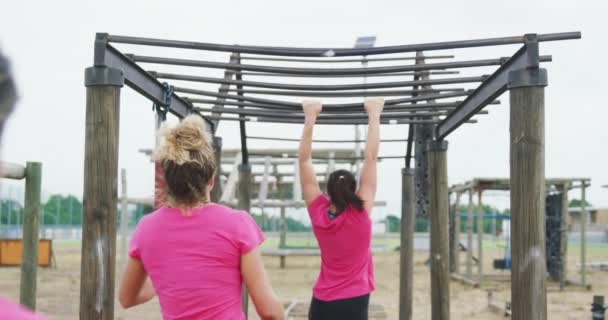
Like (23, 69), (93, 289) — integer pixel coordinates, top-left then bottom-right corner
(298, 100), (323, 206)
(357, 98), (384, 213)
(241, 247), (284, 320)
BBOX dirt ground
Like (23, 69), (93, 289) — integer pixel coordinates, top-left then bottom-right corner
(0, 240), (606, 320)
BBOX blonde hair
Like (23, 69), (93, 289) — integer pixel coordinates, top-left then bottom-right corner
(155, 115), (216, 207)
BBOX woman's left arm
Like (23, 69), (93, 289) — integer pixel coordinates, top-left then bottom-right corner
(119, 257), (156, 308)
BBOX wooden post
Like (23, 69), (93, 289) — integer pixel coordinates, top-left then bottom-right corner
(477, 189), (484, 286)
(279, 206), (287, 268)
(558, 182), (570, 290)
(510, 84), (546, 320)
(427, 140), (450, 320)
(19, 161), (42, 310)
(237, 163), (252, 318)
(580, 181), (587, 287)
(399, 168), (415, 320)
(453, 192), (462, 274)
(80, 66), (123, 320)
(210, 137), (223, 203)
(466, 189), (473, 278)
(119, 169), (128, 272)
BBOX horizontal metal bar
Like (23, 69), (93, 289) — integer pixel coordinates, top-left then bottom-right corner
(239, 55), (455, 63)
(185, 97), (463, 113)
(175, 86), (471, 110)
(247, 136), (411, 143)
(129, 54), (546, 76)
(107, 32), (580, 57)
(195, 106), (459, 120)
(100, 45), (212, 128)
(152, 71), (486, 91)
(0, 162), (26, 180)
(222, 88), (464, 97)
(247, 152), (408, 161)
(237, 71), (460, 78)
(436, 44), (531, 139)
(206, 115), (477, 125)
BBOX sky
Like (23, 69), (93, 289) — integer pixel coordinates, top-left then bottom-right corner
(0, 0), (606, 221)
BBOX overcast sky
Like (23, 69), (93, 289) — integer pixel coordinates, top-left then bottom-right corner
(0, 0), (605, 220)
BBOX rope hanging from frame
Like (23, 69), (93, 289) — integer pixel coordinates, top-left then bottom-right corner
(152, 82), (174, 121)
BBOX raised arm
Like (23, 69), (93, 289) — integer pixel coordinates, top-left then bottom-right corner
(298, 100), (323, 206)
(357, 98), (384, 213)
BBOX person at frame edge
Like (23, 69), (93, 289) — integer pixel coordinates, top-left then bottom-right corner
(299, 98), (384, 320)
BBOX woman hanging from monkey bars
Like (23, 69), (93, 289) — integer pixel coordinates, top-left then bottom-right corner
(298, 98), (384, 320)
(118, 115), (284, 320)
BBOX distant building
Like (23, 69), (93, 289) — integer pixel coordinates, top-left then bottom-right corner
(568, 207), (608, 226)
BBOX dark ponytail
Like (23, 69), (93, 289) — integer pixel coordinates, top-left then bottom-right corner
(327, 169), (364, 214)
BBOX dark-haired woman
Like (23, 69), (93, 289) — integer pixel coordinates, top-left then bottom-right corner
(298, 98), (384, 320)
(118, 115), (284, 320)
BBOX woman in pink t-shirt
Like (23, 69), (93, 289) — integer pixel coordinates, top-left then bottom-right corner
(298, 98), (384, 320)
(118, 115), (284, 320)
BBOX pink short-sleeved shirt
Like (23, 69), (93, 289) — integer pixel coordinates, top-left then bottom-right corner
(0, 297), (47, 320)
(129, 204), (264, 320)
(307, 195), (375, 301)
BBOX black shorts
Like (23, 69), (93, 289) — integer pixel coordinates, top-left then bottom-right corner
(308, 294), (370, 320)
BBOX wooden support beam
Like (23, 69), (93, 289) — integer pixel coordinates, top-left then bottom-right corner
(450, 273), (479, 288)
(210, 137), (223, 202)
(580, 182), (587, 287)
(80, 71), (122, 320)
(453, 192), (462, 274)
(510, 85), (546, 320)
(238, 163), (252, 318)
(399, 169), (415, 320)
(19, 162), (42, 310)
(427, 140), (450, 320)
(279, 206), (287, 269)
(119, 169), (128, 272)
(558, 182), (570, 290)
(466, 190), (473, 278)
(477, 189), (484, 286)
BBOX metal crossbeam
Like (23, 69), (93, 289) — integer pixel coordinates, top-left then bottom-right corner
(175, 86), (471, 110)
(223, 88), (465, 97)
(247, 136), (411, 143)
(97, 43), (212, 128)
(127, 54), (551, 76)
(436, 43), (541, 139)
(205, 115), (477, 126)
(107, 32), (580, 57)
(239, 54), (455, 63)
(152, 71), (486, 91)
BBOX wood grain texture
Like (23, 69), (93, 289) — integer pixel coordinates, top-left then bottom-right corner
(399, 169), (415, 320)
(20, 162), (42, 310)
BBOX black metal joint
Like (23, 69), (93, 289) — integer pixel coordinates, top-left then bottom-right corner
(426, 139), (449, 152)
(213, 136), (223, 149)
(507, 67), (548, 89)
(402, 168), (415, 176)
(84, 66), (124, 87)
(93, 33), (110, 67)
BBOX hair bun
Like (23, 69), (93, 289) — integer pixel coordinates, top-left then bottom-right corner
(155, 115), (214, 165)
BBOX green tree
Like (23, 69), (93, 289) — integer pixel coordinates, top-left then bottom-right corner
(385, 215), (401, 233)
(569, 199), (592, 208)
(0, 199), (23, 225)
(42, 194), (83, 225)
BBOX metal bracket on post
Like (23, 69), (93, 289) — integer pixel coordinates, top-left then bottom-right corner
(508, 34), (548, 89)
(84, 66), (124, 87)
(153, 82), (174, 121)
(426, 139), (449, 152)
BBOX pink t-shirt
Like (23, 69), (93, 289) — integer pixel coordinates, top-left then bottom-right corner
(129, 204), (264, 320)
(307, 195), (375, 301)
(0, 297), (47, 320)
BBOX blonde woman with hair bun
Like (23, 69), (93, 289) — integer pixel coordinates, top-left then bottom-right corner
(119, 115), (284, 320)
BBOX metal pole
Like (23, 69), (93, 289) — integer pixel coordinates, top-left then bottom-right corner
(558, 182), (570, 290)
(80, 66), (123, 320)
(509, 82), (546, 320)
(399, 168), (415, 320)
(20, 162), (42, 310)
(427, 140), (450, 320)
(279, 206), (286, 269)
